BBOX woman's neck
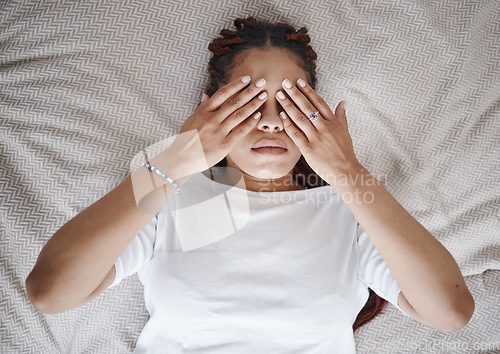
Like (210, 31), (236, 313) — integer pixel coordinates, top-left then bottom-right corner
(207, 167), (305, 192)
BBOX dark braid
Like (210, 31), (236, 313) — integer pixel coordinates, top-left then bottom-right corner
(206, 16), (325, 189)
(205, 16), (388, 332)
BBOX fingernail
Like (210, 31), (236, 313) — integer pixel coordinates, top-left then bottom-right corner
(255, 78), (266, 87)
(254, 112), (262, 119)
(258, 91), (267, 99)
(279, 111), (287, 120)
(282, 79), (292, 89)
(343, 100), (347, 110)
(277, 91), (285, 100)
(297, 79), (306, 87)
(201, 93), (207, 102)
(241, 75), (251, 83)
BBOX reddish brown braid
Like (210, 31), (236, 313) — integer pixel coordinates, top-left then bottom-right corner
(204, 16), (388, 332)
(353, 288), (389, 331)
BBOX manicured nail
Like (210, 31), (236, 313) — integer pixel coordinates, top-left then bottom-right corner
(279, 111), (287, 120)
(282, 79), (292, 89)
(241, 75), (251, 83)
(255, 78), (266, 87)
(258, 92), (267, 99)
(277, 91), (285, 100)
(254, 112), (262, 119)
(297, 79), (306, 87)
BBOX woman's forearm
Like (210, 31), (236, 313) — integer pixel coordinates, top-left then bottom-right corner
(25, 149), (189, 314)
(326, 162), (474, 330)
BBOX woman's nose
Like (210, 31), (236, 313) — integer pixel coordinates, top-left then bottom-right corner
(256, 100), (284, 132)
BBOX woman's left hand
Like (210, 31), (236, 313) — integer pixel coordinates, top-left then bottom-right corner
(276, 79), (361, 182)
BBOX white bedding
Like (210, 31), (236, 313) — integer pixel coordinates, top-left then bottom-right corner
(1, 0), (499, 352)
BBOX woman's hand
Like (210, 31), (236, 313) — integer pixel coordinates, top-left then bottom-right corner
(276, 78), (361, 183)
(177, 75), (267, 171)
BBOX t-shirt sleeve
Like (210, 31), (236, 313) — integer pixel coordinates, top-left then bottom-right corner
(108, 213), (158, 288)
(355, 221), (411, 317)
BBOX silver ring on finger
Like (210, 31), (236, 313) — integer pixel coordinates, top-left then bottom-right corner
(308, 111), (319, 121)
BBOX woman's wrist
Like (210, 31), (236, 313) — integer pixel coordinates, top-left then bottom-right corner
(130, 130), (210, 213)
(131, 148), (193, 214)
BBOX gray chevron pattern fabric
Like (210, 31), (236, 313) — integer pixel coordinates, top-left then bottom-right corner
(1, 0), (499, 352)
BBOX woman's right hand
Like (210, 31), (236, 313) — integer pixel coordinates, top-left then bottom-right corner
(176, 75), (267, 171)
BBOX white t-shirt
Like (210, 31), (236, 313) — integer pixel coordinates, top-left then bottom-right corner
(110, 169), (410, 353)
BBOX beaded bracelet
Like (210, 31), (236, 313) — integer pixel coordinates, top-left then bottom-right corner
(142, 162), (180, 193)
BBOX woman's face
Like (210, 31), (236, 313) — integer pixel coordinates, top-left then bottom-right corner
(222, 47), (310, 192)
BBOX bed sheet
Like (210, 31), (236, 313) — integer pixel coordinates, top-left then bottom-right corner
(1, 0), (499, 352)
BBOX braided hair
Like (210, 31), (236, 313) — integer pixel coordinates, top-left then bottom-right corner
(206, 17), (317, 96)
(205, 16), (326, 189)
(205, 16), (388, 331)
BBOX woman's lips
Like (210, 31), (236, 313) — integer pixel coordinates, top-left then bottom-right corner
(251, 147), (287, 155)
